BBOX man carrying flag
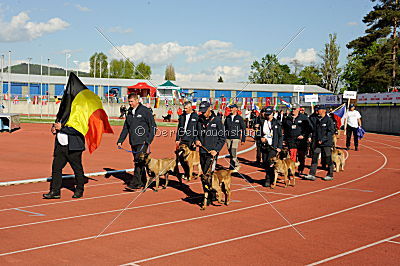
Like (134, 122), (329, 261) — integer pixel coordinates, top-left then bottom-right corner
(43, 73), (113, 199)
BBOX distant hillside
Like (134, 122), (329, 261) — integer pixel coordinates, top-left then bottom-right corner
(1, 63), (90, 77)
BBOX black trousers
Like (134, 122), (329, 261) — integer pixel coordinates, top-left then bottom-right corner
(297, 140), (308, 173)
(200, 152), (217, 175)
(51, 143), (85, 192)
(261, 146), (277, 184)
(309, 146), (333, 177)
(346, 125), (358, 148)
(131, 143), (148, 188)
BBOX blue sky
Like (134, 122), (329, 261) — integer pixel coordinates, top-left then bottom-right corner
(0, 0), (374, 82)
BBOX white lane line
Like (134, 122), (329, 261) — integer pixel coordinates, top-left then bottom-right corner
(307, 232), (400, 265)
(125, 191), (400, 265)
(335, 188), (374, 193)
(0, 144), (386, 257)
(387, 240), (400, 245)
(0, 186), (254, 231)
(243, 189), (297, 197)
(13, 208), (45, 217)
(0, 169), (260, 213)
(364, 140), (400, 150)
(0, 144), (256, 195)
(0, 181), (123, 199)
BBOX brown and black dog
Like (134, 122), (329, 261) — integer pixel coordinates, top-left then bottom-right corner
(270, 156), (299, 188)
(138, 153), (180, 192)
(201, 169), (233, 210)
(332, 148), (346, 172)
(176, 144), (202, 181)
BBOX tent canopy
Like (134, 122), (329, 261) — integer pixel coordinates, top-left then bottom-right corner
(159, 80), (179, 87)
(157, 80), (181, 99)
(127, 82), (156, 97)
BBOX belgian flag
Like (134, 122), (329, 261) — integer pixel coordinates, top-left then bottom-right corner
(56, 73), (113, 153)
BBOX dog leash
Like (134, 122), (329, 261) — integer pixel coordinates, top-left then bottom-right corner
(117, 143), (146, 154)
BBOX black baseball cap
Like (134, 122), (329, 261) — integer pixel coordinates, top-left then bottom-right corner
(349, 104), (355, 108)
(229, 104), (238, 108)
(264, 106), (274, 115)
(199, 101), (211, 113)
(316, 105), (326, 110)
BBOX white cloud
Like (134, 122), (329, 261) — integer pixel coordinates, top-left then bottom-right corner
(347, 21), (358, 26)
(75, 4), (91, 12)
(176, 65), (248, 82)
(0, 12), (69, 42)
(110, 42), (197, 65)
(110, 40), (251, 65)
(77, 61), (90, 72)
(280, 48), (317, 65)
(108, 26), (133, 34)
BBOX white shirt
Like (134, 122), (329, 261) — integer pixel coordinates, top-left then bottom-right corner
(183, 113), (191, 132)
(345, 110), (361, 128)
(57, 132), (68, 146)
(131, 107), (137, 115)
(231, 114), (235, 121)
(263, 120), (273, 145)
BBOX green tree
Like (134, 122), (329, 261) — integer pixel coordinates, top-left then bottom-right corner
(319, 33), (342, 93)
(299, 65), (322, 85)
(90, 52), (108, 78)
(164, 64), (176, 80)
(346, 0), (400, 91)
(134, 62), (152, 79)
(218, 76), (223, 82)
(249, 54), (283, 84)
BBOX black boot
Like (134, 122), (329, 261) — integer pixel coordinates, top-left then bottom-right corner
(43, 190), (61, 199)
(72, 189), (84, 198)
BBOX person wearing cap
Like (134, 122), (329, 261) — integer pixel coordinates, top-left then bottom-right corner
(282, 104), (312, 176)
(305, 105), (335, 181)
(224, 104), (246, 171)
(258, 106), (283, 187)
(344, 104), (362, 151)
(195, 101), (226, 175)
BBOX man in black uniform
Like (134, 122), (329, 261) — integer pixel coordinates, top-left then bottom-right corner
(282, 104), (312, 176)
(175, 101), (199, 179)
(253, 108), (266, 164)
(224, 104), (246, 171)
(195, 101), (226, 175)
(117, 93), (157, 191)
(305, 105), (335, 181)
(43, 122), (86, 199)
(175, 101), (198, 149)
(258, 106), (283, 187)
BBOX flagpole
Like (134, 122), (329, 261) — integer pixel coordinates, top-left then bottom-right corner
(1, 54), (3, 110)
(343, 98), (351, 135)
(47, 58), (50, 117)
(27, 57), (32, 117)
(107, 59), (110, 109)
(40, 56), (43, 118)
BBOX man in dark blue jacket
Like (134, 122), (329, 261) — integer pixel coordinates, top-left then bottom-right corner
(258, 106), (283, 187)
(117, 93), (157, 191)
(43, 123), (86, 199)
(305, 105), (335, 181)
(224, 104), (246, 171)
(195, 101), (226, 175)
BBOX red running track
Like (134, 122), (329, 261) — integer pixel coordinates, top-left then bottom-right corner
(0, 125), (399, 265)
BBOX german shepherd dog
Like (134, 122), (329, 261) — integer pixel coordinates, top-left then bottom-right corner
(138, 153), (180, 192)
(201, 169), (233, 210)
(270, 155), (299, 188)
(331, 147), (345, 172)
(175, 143), (203, 181)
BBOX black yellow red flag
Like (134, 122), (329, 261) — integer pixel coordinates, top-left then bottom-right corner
(56, 72), (113, 153)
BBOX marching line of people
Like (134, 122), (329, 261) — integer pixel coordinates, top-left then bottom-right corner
(43, 93), (362, 198)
